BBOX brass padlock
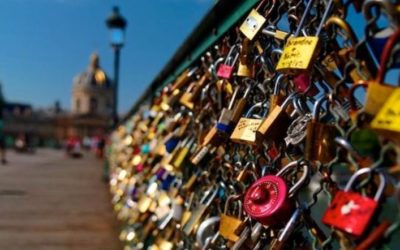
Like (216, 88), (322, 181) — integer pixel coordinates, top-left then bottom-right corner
(171, 137), (195, 168)
(237, 38), (254, 78)
(276, 0), (334, 74)
(304, 94), (339, 163)
(256, 93), (297, 144)
(230, 102), (265, 145)
(219, 194), (244, 242)
(365, 28), (400, 115)
(240, 8), (266, 40)
(269, 74), (287, 114)
(179, 75), (208, 109)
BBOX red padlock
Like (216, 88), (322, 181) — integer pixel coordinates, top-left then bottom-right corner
(216, 44), (240, 79)
(243, 161), (310, 226)
(322, 168), (386, 237)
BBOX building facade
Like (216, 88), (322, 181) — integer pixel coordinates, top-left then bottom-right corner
(2, 53), (114, 147)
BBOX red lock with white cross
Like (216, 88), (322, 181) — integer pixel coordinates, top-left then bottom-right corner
(322, 168), (386, 237)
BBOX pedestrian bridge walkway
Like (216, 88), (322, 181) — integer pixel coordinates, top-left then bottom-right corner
(0, 149), (121, 250)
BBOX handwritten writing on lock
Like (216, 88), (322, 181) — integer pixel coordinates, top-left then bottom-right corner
(276, 37), (319, 72)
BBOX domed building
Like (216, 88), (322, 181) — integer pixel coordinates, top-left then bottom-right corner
(72, 53), (114, 116)
(0, 53), (115, 147)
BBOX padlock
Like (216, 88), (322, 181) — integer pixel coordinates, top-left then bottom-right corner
(153, 227), (176, 250)
(179, 74), (208, 109)
(371, 88), (400, 142)
(182, 185), (219, 235)
(365, 28), (400, 115)
(196, 216), (220, 249)
(230, 102), (265, 145)
(293, 72), (319, 96)
(270, 205), (303, 250)
(261, 25), (290, 41)
(216, 86), (240, 134)
(202, 125), (222, 147)
(190, 144), (215, 165)
(243, 160), (310, 226)
(304, 94), (340, 163)
(158, 187), (184, 230)
(168, 67), (198, 108)
(229, 83), (253, 125)
(368, 27), (400, 68)
(171, 137), (195, 168)
(256, 92), (298, 145)
(137, 176), (159, 213)
(269, 74), (286, 114)
(363, 0), (400, 66)
(217, 44), (240, 79)
(322, 168), (386, 237)
(276, 0), (334, 74)
(324, 16), (377, 82)
(239, 3), (267, 41)
(170, 67), (198, 91)
(219, 194), (244, 242)
(237, 38), (254, 77)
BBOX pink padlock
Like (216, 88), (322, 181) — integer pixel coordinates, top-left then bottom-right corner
(293, 72), (319, 96)
(217, 44), (240, 79)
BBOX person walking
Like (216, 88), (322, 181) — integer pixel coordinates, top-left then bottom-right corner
(0, 117), (7, 164)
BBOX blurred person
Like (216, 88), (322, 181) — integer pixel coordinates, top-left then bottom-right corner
(15, 133), (26, 152)
(96, 136), (105, 159)
(0, 119), (7, 164)
(82, 136), (91, 150)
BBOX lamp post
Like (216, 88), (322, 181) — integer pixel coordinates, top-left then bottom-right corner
(106, 6), (127, 127)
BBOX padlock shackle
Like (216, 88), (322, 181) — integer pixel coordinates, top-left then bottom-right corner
(224, 194), (243, 217)
(212, 57), (226, 76)
(200, 185), (219, 206)
(273, 74), (286, 95)
(228, 86), (240, 110)
(224, 44), (241, 66)
(280, 92), (298, 110)
(245, 102), (263, 118)
(278, 206), (303, 242)
(376, 28), (400, 84)
(344, 168), (386, 201)
(276, 160), (310, 197)
(196, 216), (220, 249)
(188, 66), (199, 78)
(348, 81), (367, 111)
(242, 82), (253, 98)
(362, 0), (398, 26)
(238, 162), (259, 183)
(325, 16), (358, 45)
(316, 0), (335, 36)
(294, 0), (315, 37)
(312, 94), (341, 121)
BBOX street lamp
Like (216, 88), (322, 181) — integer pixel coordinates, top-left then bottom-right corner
(106, 6), (127, 126)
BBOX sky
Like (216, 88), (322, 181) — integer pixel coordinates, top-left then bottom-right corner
(0, 1), (397, 115)
(0, 0), (214, 114)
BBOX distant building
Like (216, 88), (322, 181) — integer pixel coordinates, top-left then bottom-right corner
(2, 53), (114, 147)
(72, 53), (114, 116)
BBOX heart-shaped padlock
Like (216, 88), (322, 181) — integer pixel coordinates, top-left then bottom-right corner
(243, 161), (309, 226)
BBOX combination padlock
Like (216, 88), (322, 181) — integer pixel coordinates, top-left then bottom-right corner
(243, 161), (310, 226)
(322, 168), (386, 237)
